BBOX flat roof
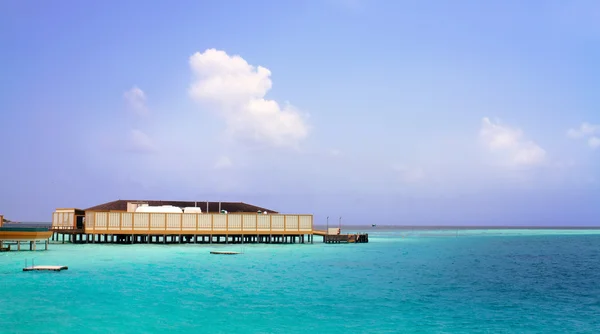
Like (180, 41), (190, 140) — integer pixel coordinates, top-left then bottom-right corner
(85, 199), (278, 213)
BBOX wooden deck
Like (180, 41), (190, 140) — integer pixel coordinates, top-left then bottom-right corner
(50, 230), (316, 245)
(323, 233), (369, 244)
(49, 228), (369, 245)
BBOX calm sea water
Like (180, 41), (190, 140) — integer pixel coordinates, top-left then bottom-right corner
(1, 229), (599, 333)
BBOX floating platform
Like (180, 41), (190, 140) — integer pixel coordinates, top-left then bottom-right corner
(210, 251), (241, 255)
(23, 265), (68, 272)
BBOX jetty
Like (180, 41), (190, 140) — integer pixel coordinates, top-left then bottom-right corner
(47, 200), (369, 245)
(210, 251), (242, 255)
(323, 233), (369, 243)
(317, 228), (369, 244)
(23, 265), (68, 272)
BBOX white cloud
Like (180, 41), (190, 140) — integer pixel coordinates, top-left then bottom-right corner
(567, 122), (600, 151)
(123, 86), (148, 115)
(188, 48), (309, 148)
(330, 149), (342, 157)
(567, 122), (599, 138)
(127, 129), (156, 153)
(214, 156), (233, 169)
(589, 136), (600, 149)
(480, 117), (546, 167)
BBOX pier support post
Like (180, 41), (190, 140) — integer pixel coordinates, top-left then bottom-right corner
(45, 240), (48, 250)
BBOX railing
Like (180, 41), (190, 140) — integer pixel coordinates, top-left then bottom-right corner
(52, 212), (75, 229)
(0, 226), (50, 232)
(3, 223), (51, 229)
(50, 226), (81, 231)
(84, 212), (313, 234)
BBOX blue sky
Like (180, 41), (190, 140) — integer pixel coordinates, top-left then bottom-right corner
(1, 0), (599, 225)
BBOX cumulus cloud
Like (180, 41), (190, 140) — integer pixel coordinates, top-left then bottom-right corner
(480, 117), (546, 167)
(567, 122), (599, 138)
(188, 48), (309, 148)
(589, 136), (600, 149)
(127, 129), (156, 153)
(123, 86), (148, 115)
(567, 122), (600, 151)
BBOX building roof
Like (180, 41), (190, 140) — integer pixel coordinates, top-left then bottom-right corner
(85, 200), (278, 213)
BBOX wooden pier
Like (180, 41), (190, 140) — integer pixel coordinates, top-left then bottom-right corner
(50, 204), (368, 245)
(23, 265), (68, 272)
(323, 233), (369, 244)
(315, 228), (369, 244)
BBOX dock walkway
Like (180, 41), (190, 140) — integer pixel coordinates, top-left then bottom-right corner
(323, 233), (369, 244)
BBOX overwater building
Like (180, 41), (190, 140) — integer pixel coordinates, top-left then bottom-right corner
(51, 199), (315, 244)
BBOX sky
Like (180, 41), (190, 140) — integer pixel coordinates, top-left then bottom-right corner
(1, 0), (599, 225)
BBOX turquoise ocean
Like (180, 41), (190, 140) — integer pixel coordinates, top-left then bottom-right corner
(1, 228), (600, 333)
